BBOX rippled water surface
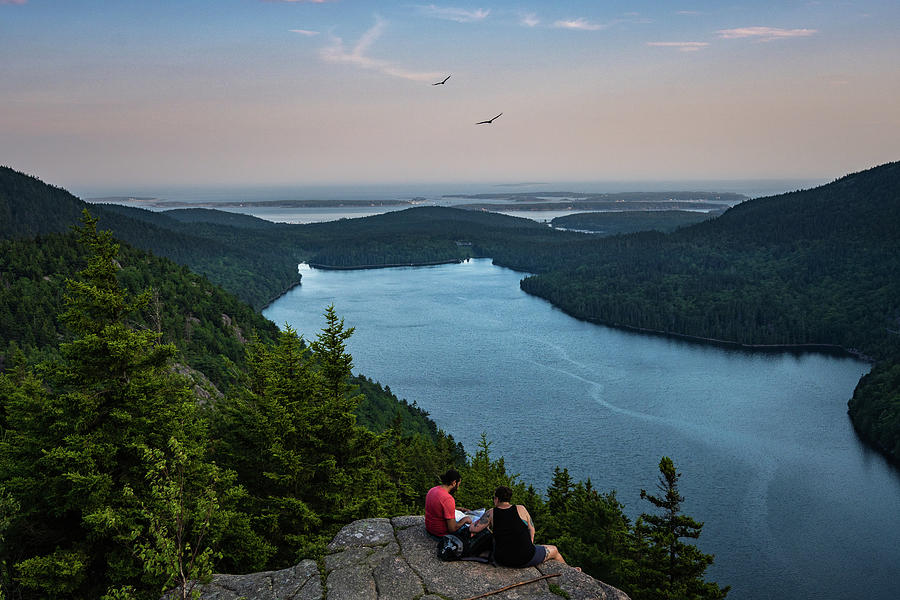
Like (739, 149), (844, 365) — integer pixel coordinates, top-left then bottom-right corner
(264, 259), (899, 600)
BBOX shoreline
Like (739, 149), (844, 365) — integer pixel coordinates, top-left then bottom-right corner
(593, 320), (871, 361)
(306, 259), (463, 271)
(260, 278), (303, 311)
(259, 257), (892, 468)
(271, 258), (872, 362)
(519, 288), (873, 362)
(514, 284), (900, 467)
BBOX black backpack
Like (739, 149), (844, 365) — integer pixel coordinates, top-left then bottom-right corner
(437, 532), (466, 561)
(436, 524), (494, 562)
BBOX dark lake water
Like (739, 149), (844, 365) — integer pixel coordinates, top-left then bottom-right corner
(263, 259), (899, 600)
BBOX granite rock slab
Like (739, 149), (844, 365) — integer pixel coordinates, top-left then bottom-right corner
(180, 516), (630, 600)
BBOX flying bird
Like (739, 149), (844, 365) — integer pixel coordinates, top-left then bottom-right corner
(476, 113), (503, 125)
(432, 75), (451, 85)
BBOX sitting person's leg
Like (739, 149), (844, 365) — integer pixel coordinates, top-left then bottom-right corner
(543, 544), (566, 564)
(541, 545), (581, 571)
(522, 544), (547, 567)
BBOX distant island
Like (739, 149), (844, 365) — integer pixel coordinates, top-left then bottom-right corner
(445, 191), (746, 213)
(444, 191), (747, 202)
(458, 200), (733, 212)
(88, 196), (164, 203)
(87, 191), (745, 215)
(87, 197), (413, 209)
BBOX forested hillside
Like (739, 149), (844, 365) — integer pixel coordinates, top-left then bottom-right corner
(551, 209), (720, 235)
(3, 164), (899, 462)
(0, 229), (445, 439)
(0, 167), (299, 309)
(0, 208), (727, 599)
(519, 162), (900, 461)
(3, 164), (899, 463)
(1, 167), (572, 307)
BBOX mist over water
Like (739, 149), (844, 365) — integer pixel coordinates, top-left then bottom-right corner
(264, 259), (899, 600)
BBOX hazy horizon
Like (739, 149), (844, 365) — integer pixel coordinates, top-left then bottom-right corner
(2, 1), (898, 191)
(74, 176), (827, 205)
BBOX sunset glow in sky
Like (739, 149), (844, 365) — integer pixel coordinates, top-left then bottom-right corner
(2, 0), (899, 191)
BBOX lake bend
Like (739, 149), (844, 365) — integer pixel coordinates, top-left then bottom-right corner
(263, 258), (900, 600)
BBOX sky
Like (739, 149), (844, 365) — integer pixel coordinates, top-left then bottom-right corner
(2, 0), (899, 193)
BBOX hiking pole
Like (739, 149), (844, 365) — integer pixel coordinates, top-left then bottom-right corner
(461, 572), (561, 600)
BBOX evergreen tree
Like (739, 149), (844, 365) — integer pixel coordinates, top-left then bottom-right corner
(539, 467), (630, 586)
(0, 212), (256, 599)
(309, 306), (405, 522)
(120, 437), (228, 600)
(455, 434), (527, 511)
(309, 304), (355, 404)
(378, 418), (466, 510)
(627, 457), (729, 600)
(210, 327), (324, 565)
(546, 467), (574, 517)
(212, 316), (401, 567)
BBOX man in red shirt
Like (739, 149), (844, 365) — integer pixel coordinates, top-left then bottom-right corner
(425, 468), (471, 537)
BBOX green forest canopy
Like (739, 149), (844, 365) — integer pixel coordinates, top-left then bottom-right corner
(3, 159), (898, 597)
(1, 211), (727, 599)
(3, 162), (897, 464)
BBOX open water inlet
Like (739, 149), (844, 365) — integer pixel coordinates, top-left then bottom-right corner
(264, 259), (897, 600)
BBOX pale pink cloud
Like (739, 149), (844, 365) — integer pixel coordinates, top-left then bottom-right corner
(519, 12), (539, 27)
(647, 41), (709, 52)
(319, 17), (441, 82)
(717, 26), (818, 41)
(554, 18), (608, 31)
(0, 0), (28, 5)
(418, 5), (490, 23)
(290, 29), (320, 36)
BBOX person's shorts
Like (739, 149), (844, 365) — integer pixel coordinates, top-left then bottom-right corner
(523, 544), (548, 567)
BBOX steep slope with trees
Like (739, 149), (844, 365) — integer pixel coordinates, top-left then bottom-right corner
(522, 163), (899, 355)
(4, 163), (899, 464)
(0, 173), (738, 598)
(3, 163), (899, 463)
(0, 215), (262, 598)
(0, 166), (299, 309)
(1, 215), (722, 599)
(0, 215), (472, 599)
(0, 230), (279, 389)
(518, 163), (900, 461)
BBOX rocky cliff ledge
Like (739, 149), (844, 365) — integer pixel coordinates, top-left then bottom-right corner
(187, 516), (631, 600)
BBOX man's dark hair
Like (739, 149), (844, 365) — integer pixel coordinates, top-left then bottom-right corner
(440, 469), (461, 485)
(494, 486), (513, 503)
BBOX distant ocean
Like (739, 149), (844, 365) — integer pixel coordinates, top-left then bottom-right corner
(80, 178), (827, 225)
(80, 178), (824, 203)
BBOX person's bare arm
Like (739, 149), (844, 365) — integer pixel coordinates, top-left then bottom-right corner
(469, 509), (493, 534)
(446, 515), (471, 533)
(518, 505), (535, 542)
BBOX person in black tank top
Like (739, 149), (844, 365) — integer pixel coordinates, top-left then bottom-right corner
(468, 486), (577, 569)
(492, 503), (538, 566)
